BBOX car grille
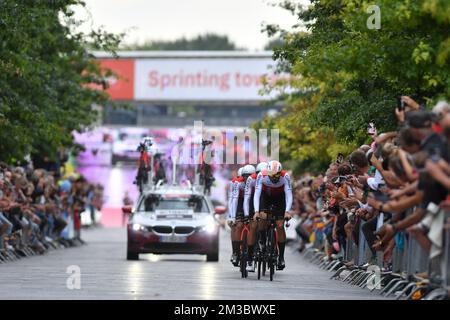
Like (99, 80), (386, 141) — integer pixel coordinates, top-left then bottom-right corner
(152, 226), (173, 234)
(174, 226), (195, 235)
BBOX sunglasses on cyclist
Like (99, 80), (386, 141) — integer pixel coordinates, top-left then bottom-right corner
(269, 172), (281, 179)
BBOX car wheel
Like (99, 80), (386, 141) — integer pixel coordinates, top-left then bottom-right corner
(206, 235), (219, 262)
(127, 250), (139, 260)
(206, 251), (219, 262)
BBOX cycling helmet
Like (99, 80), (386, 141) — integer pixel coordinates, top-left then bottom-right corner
(256, 162), (268, 173)
(237, 167), (243, 177)
(241, 164), (255, 176)
(266, 160), (282, 176)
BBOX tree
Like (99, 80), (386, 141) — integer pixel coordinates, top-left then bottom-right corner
(264, 37), (285, 50)
(257, 0), (450, 174)
(123, 33), (240, 51)
(0, 0), (122, 163)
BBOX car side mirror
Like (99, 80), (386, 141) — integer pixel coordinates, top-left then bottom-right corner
(214, 206), (226, 215)
(122, 206), (133, 214)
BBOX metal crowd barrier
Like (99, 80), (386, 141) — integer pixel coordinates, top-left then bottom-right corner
(405, 234), (429, 276)
(306, 206), (450, 299)
(391, 232), (407, 273)
(344, 232), (356, 263)
(443, 211), (450, 289)
(357, 220), (374, 266)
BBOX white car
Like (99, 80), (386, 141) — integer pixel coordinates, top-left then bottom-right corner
(124, 185), (226, 261)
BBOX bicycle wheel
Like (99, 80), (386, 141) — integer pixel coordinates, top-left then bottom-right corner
(268, 228), (276, 281)
(256, 234), (262, 280)
(262, 236), (267, 276)
(257, 249), (262, 280)
(240, 229), (248, 278)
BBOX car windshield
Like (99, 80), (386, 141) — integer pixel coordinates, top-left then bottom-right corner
(138, 195), (208, 213)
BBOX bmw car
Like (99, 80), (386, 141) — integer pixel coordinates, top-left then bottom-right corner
(123, 185), (226, 261)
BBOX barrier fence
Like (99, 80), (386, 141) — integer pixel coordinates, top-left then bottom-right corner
(444, 212), (450, 289)
(304, 208), (450, 300)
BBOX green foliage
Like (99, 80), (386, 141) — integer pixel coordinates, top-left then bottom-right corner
(264, 37), (285, 50)
(257, 0), (450, 174)
(0, 0), (122, 163)
(123, 33), (239, 51)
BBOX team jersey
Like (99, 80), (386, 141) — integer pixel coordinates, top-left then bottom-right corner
(228, 177), (246, 220)
(243, 173), (258, 217)
(253, 170), (293, 213)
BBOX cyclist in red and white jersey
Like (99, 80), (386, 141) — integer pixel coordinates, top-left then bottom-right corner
(227, 167), (245, 266)
(253, 160), (293, 270)
(243, 162), (267, 272)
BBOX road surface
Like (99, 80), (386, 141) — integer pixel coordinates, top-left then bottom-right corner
(0, 227), (385, 299)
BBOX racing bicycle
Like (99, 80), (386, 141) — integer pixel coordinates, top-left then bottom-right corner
(256, 205), (290, 281)
(238, 217), (251, 279)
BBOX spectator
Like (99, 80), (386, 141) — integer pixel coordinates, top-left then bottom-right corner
(292, 96), (450, 291)
(0, 162), (102, 262)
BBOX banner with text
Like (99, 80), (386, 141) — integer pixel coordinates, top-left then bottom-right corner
(134, 58), (280, 101)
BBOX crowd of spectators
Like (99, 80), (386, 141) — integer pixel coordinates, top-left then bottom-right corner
(0, 162), (104, 263)
(291, 97), (450, 292)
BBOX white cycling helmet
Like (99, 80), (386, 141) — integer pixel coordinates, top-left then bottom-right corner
(241, 164), (256, 176)
(256, 161), (268, 173)
(237, 167), (243, 177)
(267, 160), (282, 176)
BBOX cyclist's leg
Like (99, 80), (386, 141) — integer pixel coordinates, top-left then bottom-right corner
(234, 198), (245, 255)
(274, 194), (287, 268)
(231, 217), (243, 265)
(246, 207), (257, 271)
(248, 220), (257, 255)
(247, 196), (256, 256)
(257, 193), (269, 247)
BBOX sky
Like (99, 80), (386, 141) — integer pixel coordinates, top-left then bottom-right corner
(71, 0), (308, 51)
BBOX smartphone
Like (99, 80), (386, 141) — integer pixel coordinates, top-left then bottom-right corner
(397, 96), (405, 111)
(367, 121), (377, 136)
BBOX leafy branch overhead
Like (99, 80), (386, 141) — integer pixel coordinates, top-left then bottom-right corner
(256, 0), (450, 174)
(0, 0), (122, 162)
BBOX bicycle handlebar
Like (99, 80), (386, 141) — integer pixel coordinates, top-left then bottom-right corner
(255, 214), (291, 227)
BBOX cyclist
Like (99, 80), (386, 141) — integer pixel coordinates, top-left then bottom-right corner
(243, 162), (267, 272)
(198, 139), (215, 195)
(135, 137), (153, 190)
(253, 160), (293, 270)
(227, 166), (246, 266)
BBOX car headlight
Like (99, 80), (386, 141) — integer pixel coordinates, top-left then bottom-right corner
(201, 216), (217, 234)
(132, 223), (146, 232)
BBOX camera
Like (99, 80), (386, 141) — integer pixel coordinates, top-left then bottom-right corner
(367, 121), (377, 136)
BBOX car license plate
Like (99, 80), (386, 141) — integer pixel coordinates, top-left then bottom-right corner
(159, 235), (187, 243)
(155, 210), (193, 220)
